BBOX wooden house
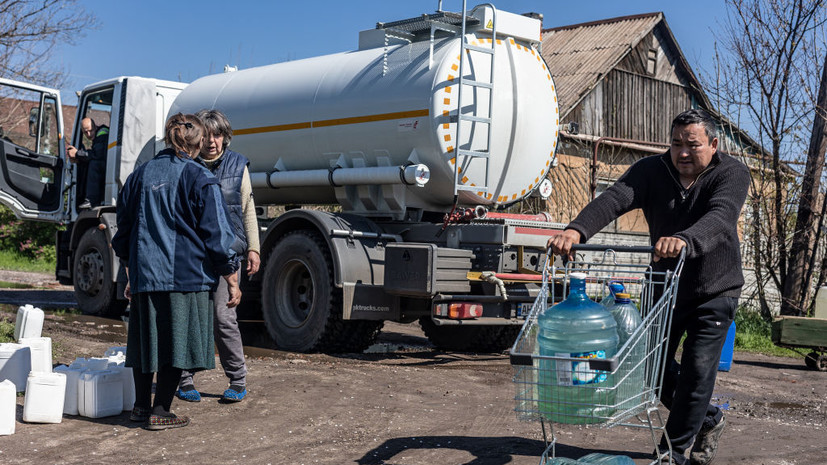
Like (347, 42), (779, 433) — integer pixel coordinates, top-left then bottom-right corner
(539, 12), (766, 234)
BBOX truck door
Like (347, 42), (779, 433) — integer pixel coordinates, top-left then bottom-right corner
(0, 78), (67, 221)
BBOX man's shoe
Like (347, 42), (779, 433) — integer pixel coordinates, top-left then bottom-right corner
(78, 200), (92, 210)
(221, 385), (247, 402)
(175, 385), (201, 402)
(690, 413), (726, 465)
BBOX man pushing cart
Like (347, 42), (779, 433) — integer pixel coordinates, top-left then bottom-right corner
(516, 109), (750, 465)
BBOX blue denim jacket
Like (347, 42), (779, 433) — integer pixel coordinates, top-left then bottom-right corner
(112, 149), (239, 293)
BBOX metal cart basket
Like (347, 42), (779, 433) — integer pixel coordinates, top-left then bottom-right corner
(510, 244), (685, 464)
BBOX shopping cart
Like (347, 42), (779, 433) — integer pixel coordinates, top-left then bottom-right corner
(510, 244), (685, 465)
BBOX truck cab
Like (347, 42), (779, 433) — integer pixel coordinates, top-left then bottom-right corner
(0, 76), (186, 315)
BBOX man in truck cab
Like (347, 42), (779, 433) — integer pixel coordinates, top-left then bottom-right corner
(548, 109), (750, 465)
(67, 117), (109, 209)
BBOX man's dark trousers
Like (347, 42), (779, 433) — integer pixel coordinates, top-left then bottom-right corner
(659, 295), (736, 455)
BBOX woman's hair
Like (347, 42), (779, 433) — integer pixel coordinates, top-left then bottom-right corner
(195, 109), (233, 150)
(164, 113), (205, 158)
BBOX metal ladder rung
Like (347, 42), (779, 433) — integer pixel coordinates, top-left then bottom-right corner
(465, 44), (494, 54)
(457, 149), (490, 159)
(457, 184), (487, 193)
(456, 115), (491, 124)
(459, 79), (493, 89)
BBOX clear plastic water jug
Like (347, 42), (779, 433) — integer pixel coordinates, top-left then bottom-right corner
(607, 293), (645, 412)
(537, 272), (619, 423)
(599, 282), (625, 308)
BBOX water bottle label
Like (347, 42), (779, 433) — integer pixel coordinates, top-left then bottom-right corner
(554, 350), (608, 385)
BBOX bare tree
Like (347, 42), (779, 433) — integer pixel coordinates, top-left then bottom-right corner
(0, 0), (97, 86)
(704, 0), (827, 317)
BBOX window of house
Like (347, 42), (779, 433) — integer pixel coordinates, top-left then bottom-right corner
(647, 48), (658, 75)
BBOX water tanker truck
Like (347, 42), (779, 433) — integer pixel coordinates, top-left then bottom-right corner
(0, 3), (564, 352)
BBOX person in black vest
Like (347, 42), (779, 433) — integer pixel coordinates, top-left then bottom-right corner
(548, 109), (750, 465)
(67, 117), (109, 209)
(176, 109), (260, 403)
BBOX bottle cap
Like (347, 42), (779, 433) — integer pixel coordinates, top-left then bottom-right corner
(615, 293), (631, 298)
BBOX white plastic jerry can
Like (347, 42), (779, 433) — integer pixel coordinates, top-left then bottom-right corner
(77, 370), (123, 418)
(107, 365), (135, 411)
(23, 371), (66, 424)
(0, 379), (16, 435)
(53, 364), (86, 416)
(14, 304), (44, 341)
(0, 343), (32, 392)
(18, 337), (52, 373)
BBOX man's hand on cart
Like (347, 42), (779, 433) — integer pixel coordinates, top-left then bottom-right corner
(653, 236), (686, 262)
(547, 229), (582, 260)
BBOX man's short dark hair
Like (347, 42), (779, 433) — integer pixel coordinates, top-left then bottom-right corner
(671, 109), (717, 142)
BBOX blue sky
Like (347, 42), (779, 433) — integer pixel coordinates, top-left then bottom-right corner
(57, 0), (726, 104)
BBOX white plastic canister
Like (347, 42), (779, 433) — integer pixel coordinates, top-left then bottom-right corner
(23, 371), (66, 423)
(14, 304), (44, 341)
(107, 365), (135, 411)
(0, 343), (32, 392)
(18, 337), (52, 373)
(0, 379), (16, 435)
(77, 370), (123, 418)
(53, 364), (86, 415)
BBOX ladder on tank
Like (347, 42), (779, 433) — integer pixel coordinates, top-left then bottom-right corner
(453, 1), (497, 200)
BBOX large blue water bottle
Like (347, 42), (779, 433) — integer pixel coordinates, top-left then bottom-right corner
(537, 272), (619, 423)
(607, 293), (645, 412)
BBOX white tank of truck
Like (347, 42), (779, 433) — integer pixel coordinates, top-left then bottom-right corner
(170, 5), (558, 215)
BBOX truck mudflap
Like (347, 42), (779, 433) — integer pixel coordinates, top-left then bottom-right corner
(342, 283), (399, 320)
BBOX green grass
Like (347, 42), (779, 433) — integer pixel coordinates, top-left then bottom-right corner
(0, 248), (55, 273)
(734, 306), (800, 357)
(0, 316), (14, 343)
(0, 280), (34, 289)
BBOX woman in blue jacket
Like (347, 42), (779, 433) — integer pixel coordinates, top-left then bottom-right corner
(112, 113), (241, 430)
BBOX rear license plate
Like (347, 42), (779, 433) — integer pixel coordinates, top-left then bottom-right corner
(517, 302), (533, 317)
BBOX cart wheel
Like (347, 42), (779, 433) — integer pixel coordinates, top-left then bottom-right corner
(804, 352), (827, 371)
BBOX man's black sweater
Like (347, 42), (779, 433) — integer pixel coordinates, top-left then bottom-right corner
(567, 151), (751, 303)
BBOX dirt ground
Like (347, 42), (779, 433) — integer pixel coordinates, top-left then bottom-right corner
(0, 271), (824, 465)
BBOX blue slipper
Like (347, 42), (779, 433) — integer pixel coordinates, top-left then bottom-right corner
(176, 386), (201, 402)
(221, 385), (247, 402)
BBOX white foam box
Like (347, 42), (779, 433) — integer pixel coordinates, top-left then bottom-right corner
(18, 337), (52, 373)
(0, 343), (31, 392)
(77, 370), (123, 418)
(0, 379), (16, 435)
(14, 304), (44, 341)
(23, 371), (66, 423)
(53, 364), (86, 415)
(107, 365), (135, 411)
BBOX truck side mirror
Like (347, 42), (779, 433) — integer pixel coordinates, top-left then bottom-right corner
(28, 107), (39, 137)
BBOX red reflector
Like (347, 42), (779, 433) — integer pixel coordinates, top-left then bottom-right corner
(447, 302), (482, 319)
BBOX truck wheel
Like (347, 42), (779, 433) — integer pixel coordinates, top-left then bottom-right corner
(261, 230), (382, 353)
(73, 228), (126, 316)
(419, 317), (520, 353)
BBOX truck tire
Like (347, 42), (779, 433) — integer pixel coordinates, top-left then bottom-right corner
(261, 230), (382, 353)
(419, 317), (521, 353)
(73, 228), (126, 316)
